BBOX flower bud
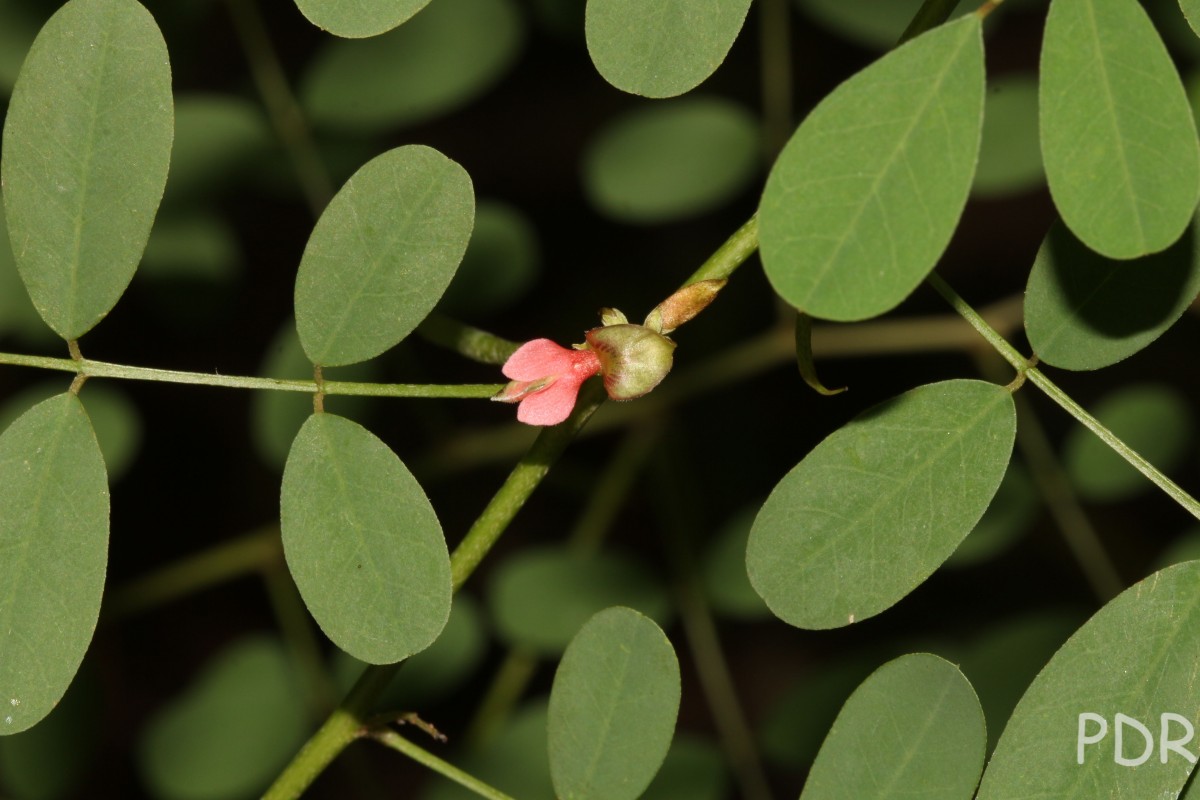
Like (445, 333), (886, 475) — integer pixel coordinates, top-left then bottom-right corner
(585, 323), (676, 401)
(644, 279), (726, 335)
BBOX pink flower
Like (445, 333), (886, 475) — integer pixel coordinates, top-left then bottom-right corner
(492, 338), (602, 426)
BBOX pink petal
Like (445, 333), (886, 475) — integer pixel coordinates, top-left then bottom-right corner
(502, 339), (574, 381)
(517, 378), (581, 426)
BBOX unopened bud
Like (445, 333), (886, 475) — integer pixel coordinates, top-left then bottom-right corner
(585, 323), (676, 401)
(644, 279), (726, 334)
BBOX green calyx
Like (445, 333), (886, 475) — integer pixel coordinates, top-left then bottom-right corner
(584, 323), (676, 401)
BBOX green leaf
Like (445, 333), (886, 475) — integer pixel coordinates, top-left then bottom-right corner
(582, 97), (760, 223)
(585, 0), (752, 98)
(1041, 0), (1200, 258)
(1184, 0), (1200, 39)
(0, 199), (55, 345)
(641, 735), (728, 800)
(946, 458), (1038, 567)
(0, 393), (108, 735)
(164, 94), (270, 202)
(758, 15), (984, 321)
(293, 0), (431, 38)
(0, 2), (41, 96)
(973, 74), (1044, 197)
(1155, 527), (1200, 570)
(281, 412), (451, 664)
(699, 507), (771, 620)
(136, 636), (308, 800)
(490, 547), (672, 655)
(301, 0), (524, 133)
(1025, 218), (1200, 370)
(1063, 384), (1193, 501)
(294, 144), (474, 367)
(976, 561), (1200, 799)
(747, 380), (1015, 630)
(548, 607), (681, 800)
(794, 312), (846, 396)
(1, 0), (173, 340)
(800, 653), (986, 800)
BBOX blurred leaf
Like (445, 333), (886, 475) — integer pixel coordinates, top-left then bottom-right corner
(976, 561), (1200, 798)
(0, 2), (41, 95)
(250, 321), (378, 471)
(641, 735), (728, 800)
(332, 593), (486, 709)
(1025, 218), (1200, 371)
(758, 16), (983, 321)
(585, 0), (752, 98)
(700, 507), (771, 620)
(437, 201), (541, 318)
(0, 664), (98, 800)
(973, 74), (1043, 197)
(490, 546), (672, 655)
(1063, 384), (1193, 501)
(141, 212), (241, 282)
(1041, 0), (1199, 258)
(294, 0), (431, 38)
(1154, 527), (1200, 570)
(747, 380), (1015, 630)
(583, 97), (760, 224)
(946, 458), (1038, 567)
(0, 382), (142, 484)
(0, 394), (107, 735)
(164, 95), (270, 202)
(281, 412), (451, 664)
(957, 610), (1083, 752)
(759, 651), (882, 768)
(800, 654), (985, 800)
(548, 607), (680, 800)
(136, 636), (307, 800)
(531, 0), (586, 39)
(1180, 0), (1200, 39)
(294, 144), (474, 367)
(1, 0), (173, 340)
(422, 700), (556, 800)
(301, 0), (523, 133)
(793, 0), (967, 49)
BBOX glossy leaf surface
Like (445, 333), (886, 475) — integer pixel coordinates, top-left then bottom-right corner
(0, 394), (108, 735)
(759, 15), (984, 321)
(281, 412), (451, 664)
(800, 654), (986, 800)
(1025, 218), (1200, 370)
(548, 607), (680, 800)
(585, 0), (752, 97)
(1041, 0), (1200, 258)
(747, 380), (1015, 629)
(1, 0), (173, 340)
(977, 561), (1200, 799)
(294, 0), (431, 38)
(294, 145), (474, 366)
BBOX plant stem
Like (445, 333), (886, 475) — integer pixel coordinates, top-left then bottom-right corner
(0, 351), (501, 398)
(225, 0), (333, 214)
(928, 272), (1200, 521)
(371, 730), (516, 800)
(417, 314), (521, 365)
(683, 214), (759, 286)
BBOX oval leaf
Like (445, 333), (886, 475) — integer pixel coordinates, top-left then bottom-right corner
(582, 97), (760, 223)
(585, 0), (752, 98)
(1025, 218), (1200, 370)
(301, 0), (524, 133)
(0, 393), (108, 735)
(137, 636), (307, 800)
(977, 561), (1200, 799)
(548, 607), (681, 800)
(294, 144), (474, 366)
(490, 547), (672, 655)
(801, 653), (986, 800)
(758, 15), (984, 321)
(747, 379), (1015, 629)
(281, 412), (451, 664)
(1, 0), (173, 340)
(1041, 0), (1200, 258)
(294, 0), (431, 38)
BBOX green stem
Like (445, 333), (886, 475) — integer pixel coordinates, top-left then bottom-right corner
(928, 272), (1200, 521)
(371, 730), (516, 800)
(225, 0), (333, 214)
(899, 0), (963, 43)
(683, 214), (759, 286)
(418, 314), (521, 366)
(0, 351), (501, 398)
